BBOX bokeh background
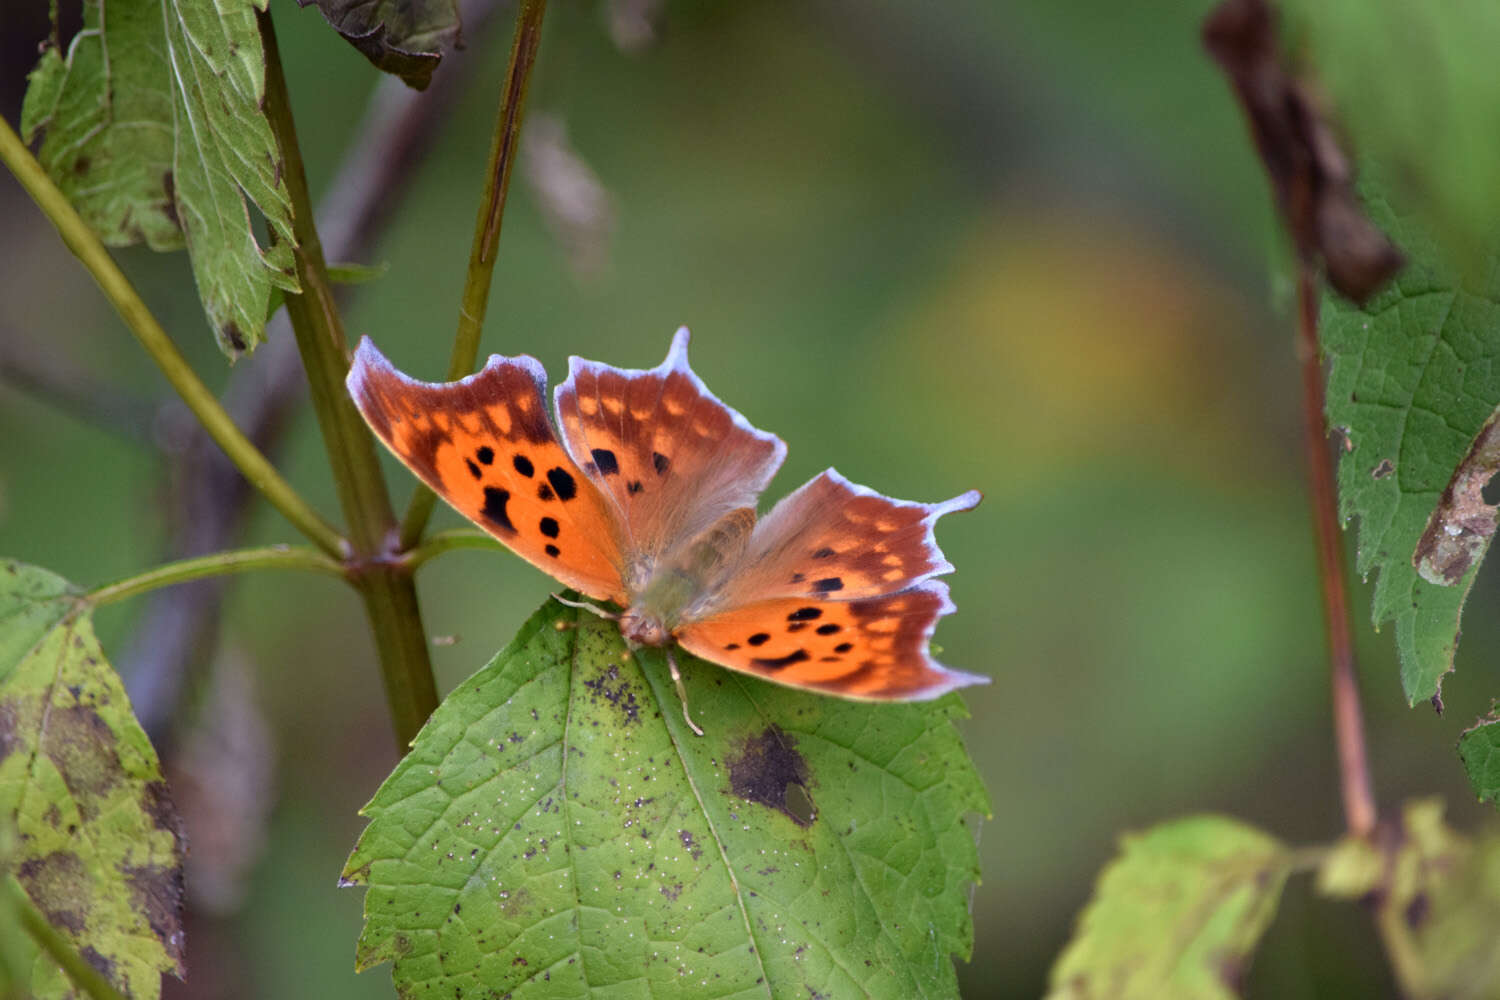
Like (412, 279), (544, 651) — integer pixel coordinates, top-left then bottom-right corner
(2, 1), (1497, 996)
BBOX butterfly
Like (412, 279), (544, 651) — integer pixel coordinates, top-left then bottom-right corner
(346, 328), (988, 732)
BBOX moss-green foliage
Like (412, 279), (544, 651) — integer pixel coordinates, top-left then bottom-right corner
(343, 598), (988, 998)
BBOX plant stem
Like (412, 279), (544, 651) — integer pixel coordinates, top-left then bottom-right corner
(5, 877), (128, 1000)
(399, 0), (549, 548)
(260, 10), (438, 748)
(401, 528), (506, 571)
(1297, 269), (1376, 839)
(0, 116), (347, 559)
(86, 546), (345, 607)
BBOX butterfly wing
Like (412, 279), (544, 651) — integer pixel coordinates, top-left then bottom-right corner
(347, 338), (626, 603)
(552, 328), (785, 593)
(675, 470), (986, 699)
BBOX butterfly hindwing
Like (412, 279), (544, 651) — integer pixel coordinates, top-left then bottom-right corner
(553, 328), (786, 587)
(676, 581), (984, 699)
(347, 339), (626, 603)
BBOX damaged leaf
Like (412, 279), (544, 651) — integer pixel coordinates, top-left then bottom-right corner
(1414, 405), (1500, 586)
(0, 560), (185, 999)
(296, 0), (460, 91)
(1045, 815), (1291, 1000)
(1459, 712), (1500, 808)
(1322, 195), (1500, 703)
(1321, 800), (1500, 998)
(21, 0), (299, 357)
(342, 597), (987, 998)
(1202, 0), (1403, 304)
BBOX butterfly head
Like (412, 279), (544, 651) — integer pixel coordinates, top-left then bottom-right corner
(619, 609), (671, 649)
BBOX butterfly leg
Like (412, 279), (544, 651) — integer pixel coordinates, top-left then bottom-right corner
(552, 593), (619, 621)
(665, 647), (705, 737)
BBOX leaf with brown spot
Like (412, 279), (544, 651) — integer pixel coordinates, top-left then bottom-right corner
(1414, 405), (1500, 586)
(0, 560), (184, 999)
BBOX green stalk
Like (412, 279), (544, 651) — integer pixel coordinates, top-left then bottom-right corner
(401, 528), (505, 572)
(0, 116), (347, 559)
(86, 545), (345, 606)
(399, 0), (549, 548)
(260, 11), (438, 747)
(5, 877), (128, 1000)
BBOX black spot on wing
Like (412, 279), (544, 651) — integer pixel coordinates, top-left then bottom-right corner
(652, 451), (670, 475)
(591, 449), (620, 476)
(816, 624), (841, 635)
(546, 467), (577, 501)
(752, 649), (810, 671)
(813, 577), (844, 593)
(834, 642), (853, 653)
(787, 607), (822, 622)
(545, 544), (560, 558)
(747, 633), (770, 647)
(812, 547), (835, 559)
(787, 623), (807, 633)
(513, 454), (534, 477)
(465, 459), (482, 480)
(725, 643), (740, 651)
(482, 487), (515, 533)
(538, 483), (555, 501)
(476, 446), (495, 465)
(539, 517), (560, 538)
(627, 480), (644, 495)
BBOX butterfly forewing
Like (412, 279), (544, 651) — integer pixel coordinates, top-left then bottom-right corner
(553, 328), (785, 591)
(347, 340), (626, 603)
(676, 581), (984, 699)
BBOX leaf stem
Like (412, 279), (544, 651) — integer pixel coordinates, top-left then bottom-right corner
(5, 876), (128, 1000)
(260, 10), (439, 748)
(399, 0), (549, 548)
(0, 115), (347, 559)
(400, 528), (506, 571)
(86, 546), (345, 606)
(1297, 269), (1376, 839)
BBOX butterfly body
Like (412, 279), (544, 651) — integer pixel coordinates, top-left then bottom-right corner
(347, 328), (988, 702)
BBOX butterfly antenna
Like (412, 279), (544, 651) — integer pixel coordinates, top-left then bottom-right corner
(551, 593), (619, 620)
(666, 647), (705, 737)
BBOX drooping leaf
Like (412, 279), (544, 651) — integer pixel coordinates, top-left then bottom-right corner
(342, 598), (988, 998)
(19, 0), (182, 251)
(0, 560), (185, 999)
(295, 0), (460, 91)
(1319, 799), (1500, 998)
(1045, 815), (1291, 1000)
(1460, 712), (1500, 808)
(1321, 192), (1500, 704)
(21, 0), (299, 357)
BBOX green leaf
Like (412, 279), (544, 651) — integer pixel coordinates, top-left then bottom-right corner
(1321, 799), (1500, 998)
(343, 598), (988, 998)
(1322, 191), (1500, 703)
(295, 0), (460, 91)
(0, 560), (185, 999)
(1046, 815), (1291, 1000)
(19, 0), (182, 251)
(265, 259), (388, 321)
(21, 0), (299, 356)
(1460, 711), (1500, 807)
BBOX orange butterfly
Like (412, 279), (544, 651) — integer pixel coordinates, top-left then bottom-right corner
(347, 329), (988, 731)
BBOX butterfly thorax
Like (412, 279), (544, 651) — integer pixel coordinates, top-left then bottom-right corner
(619, 506), (758, 647)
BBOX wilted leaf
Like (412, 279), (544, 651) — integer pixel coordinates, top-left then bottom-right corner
(1046, 815), (1291, 1000)
(0, 560), (185, 999)
(343, 598), (988, 998)
(1321, 800), (1500, 999)
(1322, 194), (1500, 703)
(1460, 712), (1500, 808)
(296, 0), (460, 91)
(19, 0), (181, 251)
(22, 0), (299, 357)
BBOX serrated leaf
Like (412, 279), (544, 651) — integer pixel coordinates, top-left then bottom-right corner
(0, 560), (185, 999)
(1460, 711), (1500, 807)
(163, 0), (299, 355)
(295, 0), (460, 91)
(21, 0), (299, 356)
(1320, 800), (1500, 999)
(343, 598), (988, 999)
(1045, 815), (1291, 1000)
(1322, 192), (1500, 703)
(19, 0), (182, 251)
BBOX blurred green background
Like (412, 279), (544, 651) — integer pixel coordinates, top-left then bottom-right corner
(2, 0), (1497, 996)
